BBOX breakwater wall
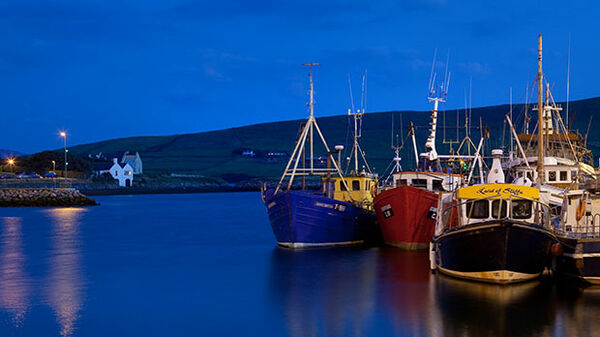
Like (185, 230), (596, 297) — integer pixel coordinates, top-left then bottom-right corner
(0, 188), (98, 207)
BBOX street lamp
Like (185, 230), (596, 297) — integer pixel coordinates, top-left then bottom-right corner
(7, 158), (14, 173)
(60, 132), (67, 182)
(52, 160), (56, 172)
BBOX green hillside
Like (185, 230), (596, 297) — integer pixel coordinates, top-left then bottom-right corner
(68, 97), (600, 181)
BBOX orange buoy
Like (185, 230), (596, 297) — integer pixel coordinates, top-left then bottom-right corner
(576, 199), (586, 221)
(551, 243), (564, 257)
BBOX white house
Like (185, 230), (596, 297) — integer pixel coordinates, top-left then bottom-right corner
(109, 158), (134, 187)
(121, 151), (143, 175)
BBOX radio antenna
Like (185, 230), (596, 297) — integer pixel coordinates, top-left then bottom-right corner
(347, 74), (355, 113)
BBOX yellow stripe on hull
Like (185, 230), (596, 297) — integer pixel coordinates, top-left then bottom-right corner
(437, 266), (540, 284)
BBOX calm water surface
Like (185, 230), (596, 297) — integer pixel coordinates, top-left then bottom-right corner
(0, 192), (597, 336)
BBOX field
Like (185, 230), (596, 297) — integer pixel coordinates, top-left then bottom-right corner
(66, 97), (600, 181)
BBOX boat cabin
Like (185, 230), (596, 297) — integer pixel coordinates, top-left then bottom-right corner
(391, 171), (462, 192)
(558, 190), (600, 237)
(440, 184), (549, 228)
(323, 175), (377, 207)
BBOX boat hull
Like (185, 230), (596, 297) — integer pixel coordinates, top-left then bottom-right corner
(262, 189), (376, 248)
(374, 185), (438, 250)
(433, 221), (555, 284)
(554, 237), (600, 285)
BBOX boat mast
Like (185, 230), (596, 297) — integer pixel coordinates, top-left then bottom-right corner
(346, 72), (373, 176)
(537, 34), (544, 185)
(274, 63), (353, 196)
(307, 63), (316, 175)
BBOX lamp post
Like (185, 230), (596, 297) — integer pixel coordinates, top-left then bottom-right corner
(60, 132), (67, 182)
(7, 158), (14, 173)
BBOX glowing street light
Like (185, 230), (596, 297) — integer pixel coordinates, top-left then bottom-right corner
(52, 160), (56, 172)
(7, 158), (14, 173)
(60, 132), (68, 182)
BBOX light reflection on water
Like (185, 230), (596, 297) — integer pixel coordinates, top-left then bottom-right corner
(1, 194), (600, 336)
(43, 208), (86, 337)
(0, 217), (30, 327)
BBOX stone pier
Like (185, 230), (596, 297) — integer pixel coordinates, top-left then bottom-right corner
(0, 188), (98, 207)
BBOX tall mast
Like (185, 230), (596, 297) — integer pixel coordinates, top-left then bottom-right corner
(304, 63), (319, 175)
(537, 34), (544, 184)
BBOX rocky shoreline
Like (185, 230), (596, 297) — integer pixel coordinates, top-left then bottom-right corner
(0, 188), (98, 207)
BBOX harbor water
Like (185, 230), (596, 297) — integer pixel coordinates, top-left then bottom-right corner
(0, 192), (598, 336)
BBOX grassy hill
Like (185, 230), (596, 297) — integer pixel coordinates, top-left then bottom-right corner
(68, 97), (600, 181)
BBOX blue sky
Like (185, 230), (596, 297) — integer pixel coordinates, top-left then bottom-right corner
(0, 0), (597, 153)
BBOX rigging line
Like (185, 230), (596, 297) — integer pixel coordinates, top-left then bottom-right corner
(363, 70), (368, 113)
(348, 74), (355, 113)
(566, 33), (571, 127)
(428, 48), (438, 94)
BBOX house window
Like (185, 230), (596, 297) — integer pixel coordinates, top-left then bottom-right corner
(465, 200), (489, 219)
(491, 200), (507, 218)
(560, 171), (567, 181)
(512, 200), (532, 219)
(352, 180), (360, 191)
(548, 171), (556, 182)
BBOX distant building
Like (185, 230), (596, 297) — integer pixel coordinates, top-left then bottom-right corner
(242, 149), (256, 157)
(110, 158), (134, 187)
(91, 151), (143, 175)
(92, 158), (134, 187)
(121, 151), (143, 175)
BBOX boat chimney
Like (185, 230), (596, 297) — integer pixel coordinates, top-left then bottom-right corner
(487, 149), (505, 184)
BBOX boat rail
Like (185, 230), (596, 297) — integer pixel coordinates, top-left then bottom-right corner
(556, 212), (600, 238)
(439, 193), (551, 230)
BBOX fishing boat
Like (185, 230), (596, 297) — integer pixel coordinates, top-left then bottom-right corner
(261, 64), (378, 249)
(500, 35), (600, 284)
(552, 187), (600, 284)
(374, 67), (474, 250)
(430, 149), (557, 284)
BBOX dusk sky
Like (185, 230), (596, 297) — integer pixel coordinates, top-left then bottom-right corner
(1, 0), (598, 153)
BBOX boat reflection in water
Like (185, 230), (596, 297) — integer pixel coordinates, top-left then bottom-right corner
(43, 208), (86, 337)
(268, 247), (377, 337)
(376, 248), (439, 336)
(0, 217), (30, 327)
(553, 285), (600, 336)
(434, 274), (557, 336)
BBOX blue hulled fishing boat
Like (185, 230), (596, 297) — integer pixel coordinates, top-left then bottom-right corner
(261, 64), (378, 248)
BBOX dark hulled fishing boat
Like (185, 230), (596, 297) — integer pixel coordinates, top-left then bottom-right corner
(431, 148), (557, 284)
(431, 182), (556, 283)
(261, 64), (378, 248)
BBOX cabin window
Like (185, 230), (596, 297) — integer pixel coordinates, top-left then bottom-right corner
(432, 180), (443, 191)
(560, 171), (567, 181)
(399, 179), (408, 186)
(412, 179), (427, 189)
(571, 171), (577, 181)
(340, 181), (347, 191)
(491, 200), (508, 218)
(526, 172), (533, 180)
(465, 200), (489, 219)
(365, 181), (370, 191)
(512, 200), (532, 219)
(352, 180), (360, 191)
(548, 171), (556, 182)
